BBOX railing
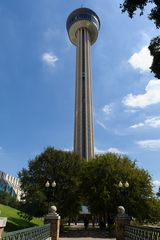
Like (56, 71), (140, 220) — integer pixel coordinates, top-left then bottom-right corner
(2, 224), (50, 240)
(125, 225), (160, 240)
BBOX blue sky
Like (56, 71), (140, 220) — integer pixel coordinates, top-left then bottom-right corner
(0, 0), (160, 189)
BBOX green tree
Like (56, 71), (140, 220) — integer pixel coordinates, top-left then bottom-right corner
(80, 153), (157, 223)
(149, 36), (160, 79)
(144, 197), (160, 224)
(120, 0), (160, 78)
(18, 147), (82, 218)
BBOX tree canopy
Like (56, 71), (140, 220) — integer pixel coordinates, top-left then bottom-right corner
(149, 36), (160, 79)
(80, 153), (160, 223)
(120, 0), (160, 78)
(18, 147), (82, 218)
(18, 148), (160, 223)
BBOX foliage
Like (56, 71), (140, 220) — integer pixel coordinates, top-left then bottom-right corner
(18, 147), (160, 223)
(144, 197), (160, 223)
(0, 191), (19, 209)
(18, 147), (82, 218)
(120, 0), (151, 18)
(149, 36), (160, 78)
(120, 0), (160, 28)
(80, 153), (157, 223)
(120, 0), (160, 78)
(0, 203), (42, 232)
(149, 0), (160, 28)
(156, 186), (160, 197)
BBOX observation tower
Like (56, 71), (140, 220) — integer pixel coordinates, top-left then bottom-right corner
(66, 8), (100, 160)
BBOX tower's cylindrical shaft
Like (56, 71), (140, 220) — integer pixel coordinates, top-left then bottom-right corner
(67, 7), (100, 160)
(74, 28), (94, 160)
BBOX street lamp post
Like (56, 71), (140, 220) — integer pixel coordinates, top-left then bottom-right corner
(118, 181), (129, 189)
(45, 180), (56, 212)
(118, 181), (129, 207)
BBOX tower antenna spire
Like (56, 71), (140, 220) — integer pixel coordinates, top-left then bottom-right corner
(81, 4), (84, 8)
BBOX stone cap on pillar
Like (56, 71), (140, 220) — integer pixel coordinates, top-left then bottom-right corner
(115, 206), (131, 221)
(45, 206), (60, 220)
(0, 218), (7, 228)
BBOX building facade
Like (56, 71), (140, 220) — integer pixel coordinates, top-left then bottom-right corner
(0, 171), (21, 201)
(66, 8), (100, 160)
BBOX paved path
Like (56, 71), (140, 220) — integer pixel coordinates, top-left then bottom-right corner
(60, 224), (116, 240)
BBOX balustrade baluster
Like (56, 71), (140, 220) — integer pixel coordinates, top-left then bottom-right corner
(2, 224), (50, 240)
(124, 225), (160, 240)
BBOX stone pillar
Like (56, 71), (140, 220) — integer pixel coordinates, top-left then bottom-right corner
(44, 206), (60, 240)
(115, 206), (131, 240)
(0, 218), (7, 240)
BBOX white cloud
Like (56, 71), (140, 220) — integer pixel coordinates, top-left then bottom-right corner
(123, 79), (160, 108)
(153, 180), (160, 188)
(94, 147), (106, 154)
(131, 116), (160, 129)
(128, 46), (153, 71)
(96, 120), (107, 129)
(147, 117), (160, 128)
(102, 104), (112, 115)
(130, 123), (144, 129)
(136, 139), (160, 150)
(42, 52), (58, 67)
(64, 148), (73, 152)
(94, 146), (124, 155)
(107, 148), (123, 154)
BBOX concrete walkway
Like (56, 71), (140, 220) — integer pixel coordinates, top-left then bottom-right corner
(60, 223), (116, 240)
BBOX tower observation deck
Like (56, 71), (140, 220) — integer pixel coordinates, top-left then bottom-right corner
(67, 8), (100, 160)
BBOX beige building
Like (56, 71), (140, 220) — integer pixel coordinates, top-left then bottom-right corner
(66, 8), (100, 160)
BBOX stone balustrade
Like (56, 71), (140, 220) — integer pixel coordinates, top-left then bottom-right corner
(1, 205), (60, 240)
(124, 225), (160, 240)
(2, 224), (50, 240)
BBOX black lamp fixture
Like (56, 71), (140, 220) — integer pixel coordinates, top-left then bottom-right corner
(118, 181), (129, 208)
(45, 180), (56, 211)
(118, 181), (129, 189)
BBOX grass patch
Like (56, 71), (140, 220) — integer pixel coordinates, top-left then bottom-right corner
(0, 204), (43, 232)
